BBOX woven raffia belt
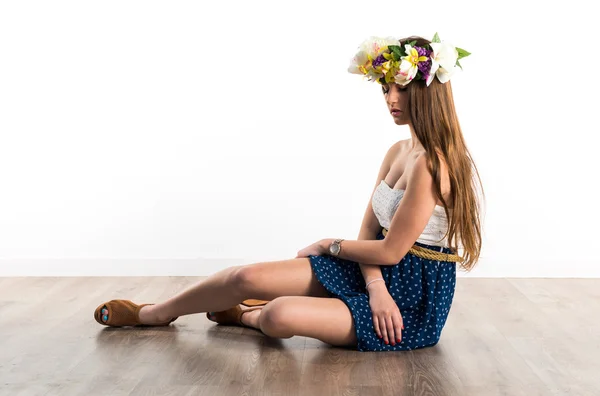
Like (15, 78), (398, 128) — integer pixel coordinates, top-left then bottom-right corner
(382, 227), (463, 263)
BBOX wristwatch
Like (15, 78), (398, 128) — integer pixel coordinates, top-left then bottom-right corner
(328, 239), (344, 256)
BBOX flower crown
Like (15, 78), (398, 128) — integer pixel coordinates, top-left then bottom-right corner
(348, 33), (470, 87)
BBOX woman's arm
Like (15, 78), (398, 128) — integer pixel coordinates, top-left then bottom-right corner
(322, 151), (442, 266)
(357, 227), (388, 293)
(356, 142), (402, 289)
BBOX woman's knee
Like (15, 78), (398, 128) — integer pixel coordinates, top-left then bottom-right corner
(230, 264), (263, 295)
(258, 298), (294, 338)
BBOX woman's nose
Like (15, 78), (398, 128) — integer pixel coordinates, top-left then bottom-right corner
(386, 86), (401, 99)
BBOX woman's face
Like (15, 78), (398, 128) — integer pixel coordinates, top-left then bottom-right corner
(382, 82), (410, 125)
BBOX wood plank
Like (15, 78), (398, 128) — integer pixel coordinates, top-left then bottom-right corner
(0, 277), (598, 395)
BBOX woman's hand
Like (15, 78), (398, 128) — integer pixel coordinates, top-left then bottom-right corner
(367, 283), (404, 346)
(295, 239), (330, 258)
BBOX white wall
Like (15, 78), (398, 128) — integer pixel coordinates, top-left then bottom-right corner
(0, 0), (598, 277)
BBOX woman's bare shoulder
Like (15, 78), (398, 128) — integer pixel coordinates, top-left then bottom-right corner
(389, 139), (411, 156)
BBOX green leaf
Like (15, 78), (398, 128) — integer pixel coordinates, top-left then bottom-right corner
(456, 47), (471, 60)
(389, 45), (402, 59)
(456, 59), (463, 70)
(408, 40), (417, 47)
(432, 32), (441, 43)
(391, 51), (400, 61)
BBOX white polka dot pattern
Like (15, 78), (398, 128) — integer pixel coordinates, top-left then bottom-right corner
(308, 229), (456, 352)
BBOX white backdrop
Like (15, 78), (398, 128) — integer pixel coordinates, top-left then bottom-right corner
(0, 0), (597, 277)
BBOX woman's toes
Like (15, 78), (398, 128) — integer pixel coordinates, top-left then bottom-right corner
(102, 306), (108, 322)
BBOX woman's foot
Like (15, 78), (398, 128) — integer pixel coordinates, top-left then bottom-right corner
(238, 307), (262, 328)
(99, 303), (173, 325)
(207, 305), (263, 329)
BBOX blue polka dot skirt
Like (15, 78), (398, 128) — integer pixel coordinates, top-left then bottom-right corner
(308, 228), (456, 352)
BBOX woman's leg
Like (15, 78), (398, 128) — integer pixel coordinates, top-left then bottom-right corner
(102, 258), (331, 324)
(240, 296), (358, 348)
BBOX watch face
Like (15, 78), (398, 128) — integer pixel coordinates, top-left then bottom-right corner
(330, 243), (340, 255)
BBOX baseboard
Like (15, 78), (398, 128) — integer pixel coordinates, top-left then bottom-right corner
(457, 257), (600, 278)
(0, 258), (247, 277)
(0, 257), (599, 277)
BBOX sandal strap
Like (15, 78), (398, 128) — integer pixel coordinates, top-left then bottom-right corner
(94, 300), (141, 326)
(208, 305), (262, 328)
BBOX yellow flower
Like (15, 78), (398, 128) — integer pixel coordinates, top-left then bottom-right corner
(394, 45), (428, 86)
(404, 45), (428, 66)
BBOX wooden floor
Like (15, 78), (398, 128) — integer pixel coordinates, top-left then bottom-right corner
(0, 277), (598, 396)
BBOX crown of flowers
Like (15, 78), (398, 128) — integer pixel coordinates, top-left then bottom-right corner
(348, 33), (470, 87)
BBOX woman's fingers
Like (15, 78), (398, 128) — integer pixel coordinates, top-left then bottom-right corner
(379, 316), (389, 344)
(373, 316), (381, 339)
(373, 311), (404, 346)
(394, 312), (404, 342)
(385, 316), (396, 345)
(393, 313), (403, 343)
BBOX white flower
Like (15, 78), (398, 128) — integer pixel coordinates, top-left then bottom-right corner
(394, 58), (418, 86)
(427, 41), (460, 85)
(348, 49), (378, 79)
(348, 36), (399, 81)
(361, 36), (399, 58)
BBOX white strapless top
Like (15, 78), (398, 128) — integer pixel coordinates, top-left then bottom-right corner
(372, 180), (451, 247)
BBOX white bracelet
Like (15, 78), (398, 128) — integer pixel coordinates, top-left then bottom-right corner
(365, 278), (384, 290)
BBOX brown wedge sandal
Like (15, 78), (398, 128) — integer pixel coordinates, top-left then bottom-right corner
(94, 299), (178, 327)
(206, 305), (263, 328)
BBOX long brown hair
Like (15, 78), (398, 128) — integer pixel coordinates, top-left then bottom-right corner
(400, 36), (484, 272)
